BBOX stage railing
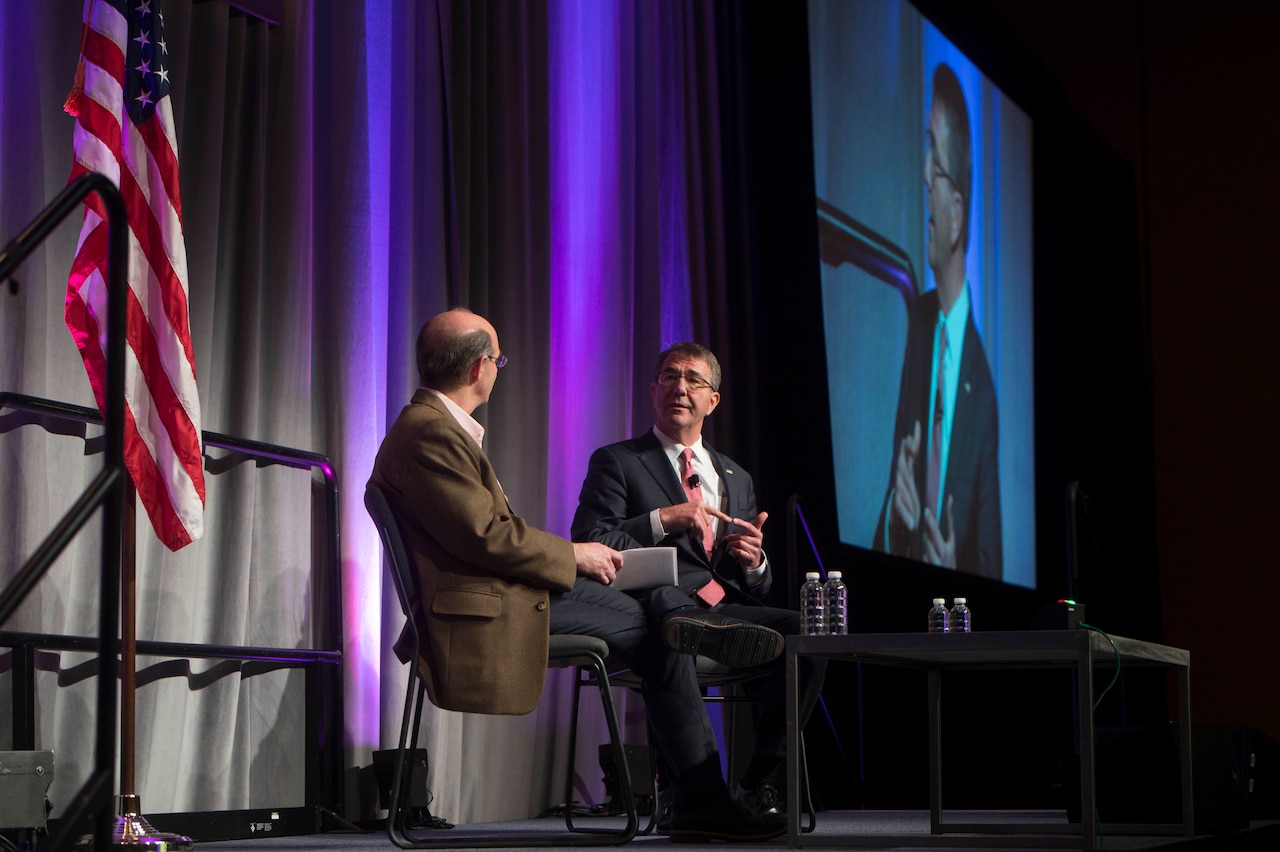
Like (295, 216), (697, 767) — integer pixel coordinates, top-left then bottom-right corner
(0, 391), (346, 838)
(0, 172), (128, 851)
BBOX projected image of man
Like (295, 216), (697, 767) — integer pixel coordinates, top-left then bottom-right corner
(873, 62), (1003, 579)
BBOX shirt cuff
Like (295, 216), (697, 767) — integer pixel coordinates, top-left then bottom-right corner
(743, 553), (769, 587)
(649, 508), (666, 544)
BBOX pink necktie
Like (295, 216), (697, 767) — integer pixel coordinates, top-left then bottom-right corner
(681, 448), (725, 606)
(926, 324), (947, 517)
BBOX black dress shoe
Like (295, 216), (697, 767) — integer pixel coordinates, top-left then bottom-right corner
(668, 792), (786, 843)
(661, 611), (784, 668)
(734, 782), (784, 819)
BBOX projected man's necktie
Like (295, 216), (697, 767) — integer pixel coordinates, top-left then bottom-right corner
(926, 324), (947, 518)
(681, 448), (725, 606)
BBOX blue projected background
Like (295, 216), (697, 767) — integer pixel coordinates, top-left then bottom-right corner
(807, 0), (1035, 589)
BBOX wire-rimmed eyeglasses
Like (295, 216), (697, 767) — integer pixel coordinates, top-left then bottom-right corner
(655, 369), (715, 392)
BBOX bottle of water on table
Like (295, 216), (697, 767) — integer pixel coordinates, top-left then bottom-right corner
(801, 572), (826, 635)
(824, 571), (848, 635)
(927, 597), (949, 633)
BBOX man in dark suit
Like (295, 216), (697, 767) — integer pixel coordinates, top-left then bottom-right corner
(573, 342), (827, 820)
(874, 62), (1003, 580)
(370, 309), (785, 841)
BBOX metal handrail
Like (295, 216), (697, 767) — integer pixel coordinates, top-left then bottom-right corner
(0, 391), (344, 657)
(0, 171), (128, 851)
(0, 390), (347, 822)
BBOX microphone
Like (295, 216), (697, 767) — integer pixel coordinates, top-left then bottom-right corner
(687, 473), (702, 489)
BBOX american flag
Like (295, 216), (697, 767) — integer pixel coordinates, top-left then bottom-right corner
(66, 0), (205, 551)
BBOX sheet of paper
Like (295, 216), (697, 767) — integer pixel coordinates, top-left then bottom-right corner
(612, 547), (678, 591)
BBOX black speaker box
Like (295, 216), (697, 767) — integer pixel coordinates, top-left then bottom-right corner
(1062, 724), (1248, 834)
(373, 748), (431, 809)
(598, 744), (654, 800)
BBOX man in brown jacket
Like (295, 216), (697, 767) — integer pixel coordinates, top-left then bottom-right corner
(369, 308), (785, 841)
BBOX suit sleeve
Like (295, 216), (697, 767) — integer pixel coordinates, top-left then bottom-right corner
(571, 445), (651, 550)
(393, 416), (576, 592)
(719, 463), (774, 600)
(972, 382), (1004, 580)
(874, 299), (927, 555)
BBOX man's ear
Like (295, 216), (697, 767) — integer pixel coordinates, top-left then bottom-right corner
(468, 357), (485, 385)
(705, 391), (721, 417)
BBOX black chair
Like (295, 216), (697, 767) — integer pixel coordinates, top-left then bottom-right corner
(365, 482), (638, 848)
(570, 655), (816, 835)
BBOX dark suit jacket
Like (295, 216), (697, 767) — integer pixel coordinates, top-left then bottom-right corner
(874, 288), (1003, 579)
(571, 430), (773, 604)
(369, 390), (576, 715)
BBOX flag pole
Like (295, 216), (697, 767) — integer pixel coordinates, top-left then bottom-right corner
(77, 483), (195, 852)
(119, 478), (138, 807)
(116, 481), (194, 848)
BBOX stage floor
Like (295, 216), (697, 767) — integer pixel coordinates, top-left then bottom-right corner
(193, 811), (1280, 852)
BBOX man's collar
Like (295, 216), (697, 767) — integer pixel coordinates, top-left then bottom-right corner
(425, 387), (485, 447)
(652, 425), (706, 458)
(940, 281), (971, 350)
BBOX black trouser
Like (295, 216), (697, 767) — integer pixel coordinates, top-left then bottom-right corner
(643, 584), (828, 765)
(549, 577), (722, 802)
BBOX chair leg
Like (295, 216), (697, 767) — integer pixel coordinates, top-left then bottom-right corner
(563, 666), (585, 831)
(385, 650), (637, 848)
(640, 730), (661, 835)
(800, 730), (817, 834)
(584, 652), (638, 840)
(388, 669), (428, 847)
(561, 650), (638, 841)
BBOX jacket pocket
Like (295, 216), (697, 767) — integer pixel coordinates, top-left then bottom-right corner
(432, 588), (502, 619)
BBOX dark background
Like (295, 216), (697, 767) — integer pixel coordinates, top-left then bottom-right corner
(706, 0), (1280, 812)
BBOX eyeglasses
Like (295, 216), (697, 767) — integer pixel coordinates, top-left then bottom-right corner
(925, 130), (958, 192)
(484, 354), (508, 369)
(655, 369), (715, 392)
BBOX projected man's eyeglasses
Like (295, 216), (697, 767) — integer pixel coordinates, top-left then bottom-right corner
(484, 354), (508, 368)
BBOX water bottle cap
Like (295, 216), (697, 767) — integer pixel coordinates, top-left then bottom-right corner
(805, 572), (821, 580)
(828, 571), (842, 580)
(954, 597), (966, 604)
(932, 598), (946, 605)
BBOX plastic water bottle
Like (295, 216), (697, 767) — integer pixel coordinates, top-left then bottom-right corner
(927, 597), (949, 633)
(824, 571), (848, 635)
(949, 597), (971, 633)
(801, 572), (827, 635)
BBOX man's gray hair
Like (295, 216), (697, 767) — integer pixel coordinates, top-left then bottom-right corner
(655, 342), (722, 391)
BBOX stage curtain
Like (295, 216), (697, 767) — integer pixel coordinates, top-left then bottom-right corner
(0, 0), (767, 822)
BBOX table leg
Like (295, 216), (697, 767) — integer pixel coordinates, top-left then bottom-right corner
(929, 668), (942, 834)
(787, 645), (800, 847)
(1179, 667), (1194, 838)
(1079, 642), (1095, 850)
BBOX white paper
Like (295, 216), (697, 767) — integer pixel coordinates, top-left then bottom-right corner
(612, 547), (678, 591)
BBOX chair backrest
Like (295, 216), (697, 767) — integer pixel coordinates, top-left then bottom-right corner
(365, 482), (416, 622)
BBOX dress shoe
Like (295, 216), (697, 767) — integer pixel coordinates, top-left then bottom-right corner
(660, 611), (784, 668)
(654, 786), (673, 836)
(667, 791), (786, 842)
(734, 782), (784, 819)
